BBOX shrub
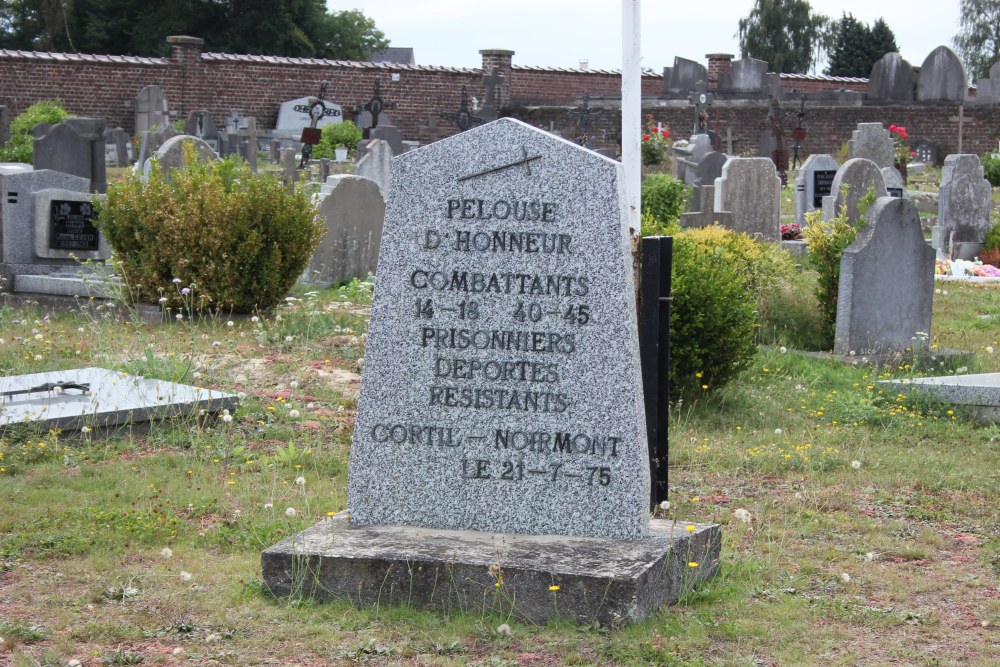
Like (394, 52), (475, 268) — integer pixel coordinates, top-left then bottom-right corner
(313, 121), (363, 159)
(0, 100), (70, 163)
(982, 153), (1000, 187)
(641, 173), (690, 227)
(801, 187), (875, 348)
(983, 218), (1000, 252)
(96, 145), (325, 313)
(664, 225), (790, 401)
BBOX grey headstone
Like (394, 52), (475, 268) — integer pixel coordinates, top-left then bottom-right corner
(0, 367), (237, 435)
(689, 152), (727, 212)
(370, 123), (405, 156)
(728, 58), (768, 93)
(881, 166), (905, 193)
(713, 157), (781, 242)
(834, 197), (935, 355)
(33, 118), (107, 193)
(136, 126), (181, 166)
(794, 154), (838, 224)
(134, 85), (169, 134)
(347, 118), (650, 540)
(304, 175), (384, 284)
(0, 169), (92, 275)
(821, 158), (888, 225)
(280, 148), (298, 184)
(867, 53), (915, 102)
(141, 135), (219, 182)
(938, 154), (992, 245)
(662, 57), (707, 95)
(355, 138), (393, 199)
(848, 123), (894, 170)
(184, 111), (219, 151)
(355, 111), (394, 135)
(916, 46), (967, 102)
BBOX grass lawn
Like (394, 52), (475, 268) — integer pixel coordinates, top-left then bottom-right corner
(1, 276), (999, 666)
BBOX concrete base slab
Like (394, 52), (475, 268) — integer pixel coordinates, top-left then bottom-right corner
(0, 367), (238, 435)
(14, 272), (118, 297)
(261, 512), (721, 627)
(879, 372), (1000, 423)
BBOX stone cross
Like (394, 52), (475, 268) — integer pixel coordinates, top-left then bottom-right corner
(689, 90), (712, 135)
(297, 81), (331, 169)
(355, 76), (398, 137)
(481, 66), (505, 115)
(440, 85), (485, 132)
(568, 92), (603, 148)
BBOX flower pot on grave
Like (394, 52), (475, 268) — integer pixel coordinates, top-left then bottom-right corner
(335, 147), (349, 162)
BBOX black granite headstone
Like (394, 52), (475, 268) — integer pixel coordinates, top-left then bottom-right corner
(49, 200), (99, 251)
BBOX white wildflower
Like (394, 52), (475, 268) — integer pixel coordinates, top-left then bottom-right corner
(264, 503), (273, 510)
(289, 380), (299, 389)
(160, 547), (173, 558)
(226, 320), (234, 327)
(774, 428), (782, 435)
(658, 500), (671, 511)
(285, 507), (297, 516)
(851, 460), (862, 470)
(295, 476), (305, 486)
(733, 508), (752, 524)
(987, 346), (995, 354)
(839, 572), (852, 583)
(284, 335), (293, 342)
(289, 409), (300, 419)
(179, 571), (192, 582)
(779, 346), (787, 354)
(496, 623), (512, 636)
(251, 316), (260, 323)
(864, 551), (877, 562)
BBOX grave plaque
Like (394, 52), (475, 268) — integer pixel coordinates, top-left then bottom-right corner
(813, 170), (836, 208)
(887, 187), (904, 198)
(348, 118), (649, 540)
(49, 200), (98, 251)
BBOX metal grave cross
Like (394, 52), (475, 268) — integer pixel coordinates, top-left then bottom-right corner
(355, 76), (398, 137)
(440, 85), (485, 133)
(688, 90), (712, 135)
(568, 92), (603, 148)
(296, 81), (335, 170)
(791, 95), (807, 170)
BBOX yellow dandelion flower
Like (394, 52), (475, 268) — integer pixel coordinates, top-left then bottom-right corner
(686, 525), (695, 533)
(688, 562), (699, 568)
(548, 585), (560, 592)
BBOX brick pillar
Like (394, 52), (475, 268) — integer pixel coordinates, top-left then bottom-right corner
(480, 49), (514, 108)
(167, 36), (204, 119)
(705, 53), (733, 91)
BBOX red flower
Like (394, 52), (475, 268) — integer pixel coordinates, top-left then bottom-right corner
(889, 124), (898, 132)
(663, 130), (670, 138)
(911, 151), (917, 157)
(643, 134), (650, 141)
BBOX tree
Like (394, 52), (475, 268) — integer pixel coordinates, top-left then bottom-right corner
(0, 0), (74, 51)
(737, 0), (829, 74)
(63, 0), (388, 59)
(954, 0), (1000, 80)
(826, 14), (899, 77)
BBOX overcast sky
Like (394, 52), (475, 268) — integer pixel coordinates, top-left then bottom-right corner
(329, 1), (963, 74)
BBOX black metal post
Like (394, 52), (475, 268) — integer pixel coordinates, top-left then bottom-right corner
(639, 236), (672, 510)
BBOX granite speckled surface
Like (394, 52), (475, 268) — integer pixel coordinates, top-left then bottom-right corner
(347, 118), (649, 540)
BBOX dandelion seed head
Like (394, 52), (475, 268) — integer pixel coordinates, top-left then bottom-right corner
(733, 508), (752, 524)
(496, 623), (512, 636)
(295, 476), (305, 486)
(840, 572), (851, 583)
(264, 503), (273, 510)
(180, 571), (192, 581)
(285, 507), (297, 516)
(160, 547), (173, 558)
(289, 409), (300, 418)
(851, 460), (862, 470)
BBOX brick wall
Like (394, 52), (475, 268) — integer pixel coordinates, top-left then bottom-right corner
(0, 39), (994, 157)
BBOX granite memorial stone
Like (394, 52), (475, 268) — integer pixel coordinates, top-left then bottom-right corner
(134, 85), (169, 135)
(834, 197), (935, 355)
(916, 46), (967, 102)
(938, 154), (993, 246)
(262, 117), (721, 626)
(355, 138), (393, 199)
(142, 135), (219, 182)
(847, 123), (895, 170)
(662, 57), (707, 95)
(727, 58), (768, 93)
(33, 118), (107, 193)
(304, 175), (385, 284)
(821, 158), (888, 224)
(713, 157), (781, 242)
(867, 53), (915, 102)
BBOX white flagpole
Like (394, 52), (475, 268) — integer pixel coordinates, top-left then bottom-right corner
(621, 0), (641, 236)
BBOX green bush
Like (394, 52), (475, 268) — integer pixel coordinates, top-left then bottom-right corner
(801, 187), (875, 349)
(96, 145), (325, 313)
(665, 225), (789, 402)
(313, 121), (363, 159)
(641, 174), (690, 227)
(982, 153), (1000, 188)
(0, 100), (70, 163)
(983, 218), (1000, 252)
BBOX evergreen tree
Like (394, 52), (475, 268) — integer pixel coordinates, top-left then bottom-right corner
(738, 0), (829, 74)
(826, 14), (899, 77)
